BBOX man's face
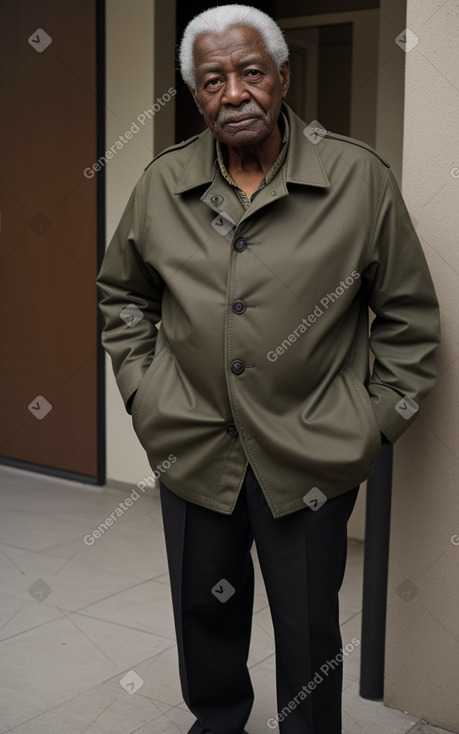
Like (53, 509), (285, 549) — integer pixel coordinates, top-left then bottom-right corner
(189, 25), (290, 148)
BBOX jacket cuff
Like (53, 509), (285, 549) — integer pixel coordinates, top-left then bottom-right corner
(371, 391), (421, 444)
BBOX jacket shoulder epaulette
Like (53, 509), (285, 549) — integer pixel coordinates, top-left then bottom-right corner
(323, 131), (390, 168)
(144, 134), (202, 171)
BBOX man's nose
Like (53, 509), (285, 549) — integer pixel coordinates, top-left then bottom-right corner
(221, 75), (251, 106)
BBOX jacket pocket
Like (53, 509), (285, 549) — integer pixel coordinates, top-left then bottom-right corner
(131, 342), (171, 430)
(340, 364), (381, 455)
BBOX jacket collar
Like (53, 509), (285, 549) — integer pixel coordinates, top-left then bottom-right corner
(174, 102), (330, 194)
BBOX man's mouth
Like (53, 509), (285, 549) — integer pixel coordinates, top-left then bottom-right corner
(222, 115), (260, 127)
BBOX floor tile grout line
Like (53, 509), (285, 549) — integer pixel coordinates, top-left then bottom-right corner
(248, 650), (275, 670)
(0, 657), (183, 734)
(73, 610), (177, 640)
(73, 577), (167, 614)
(0, 595), (175, 645)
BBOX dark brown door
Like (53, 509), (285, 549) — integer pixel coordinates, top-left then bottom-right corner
(0, 0), (104, 482)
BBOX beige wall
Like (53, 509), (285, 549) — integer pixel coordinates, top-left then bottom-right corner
(105, 0), (155, 484)
(385, 1), (459, 730)
(349, 0), (406, 541)
(105, 1), (176, 485)
(374, 0), (406, 184)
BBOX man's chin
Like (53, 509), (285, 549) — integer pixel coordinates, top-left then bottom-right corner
(216, 125), (269, 148)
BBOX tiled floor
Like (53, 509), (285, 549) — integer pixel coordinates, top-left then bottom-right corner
(0, 464), (454, 734)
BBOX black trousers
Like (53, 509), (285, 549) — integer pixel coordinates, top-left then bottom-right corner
(159, 465), (358, 734)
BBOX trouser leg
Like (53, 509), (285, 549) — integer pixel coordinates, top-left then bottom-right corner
(243, 466), (358, 734)
(159, 481), (255, 734)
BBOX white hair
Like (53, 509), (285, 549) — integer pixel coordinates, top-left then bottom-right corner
(179, 4), (289, 89)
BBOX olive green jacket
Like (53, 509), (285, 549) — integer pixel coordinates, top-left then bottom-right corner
(97, 103), (440, 518)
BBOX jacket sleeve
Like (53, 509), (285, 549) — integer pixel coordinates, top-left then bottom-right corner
(363, 167), (441, 443)
(97, 176), (165, 413)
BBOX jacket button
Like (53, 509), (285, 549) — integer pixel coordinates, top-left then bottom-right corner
(231, 360), (246, 375)
(232, 299), (247, 314)
(226, 423), (238, 438)
(210, 194), (223, 204)
(234, 237), (248, 252)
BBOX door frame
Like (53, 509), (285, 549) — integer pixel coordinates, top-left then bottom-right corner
(278, 10), (379, 148)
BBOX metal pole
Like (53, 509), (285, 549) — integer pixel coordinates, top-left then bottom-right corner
(359, 441), (393, 700)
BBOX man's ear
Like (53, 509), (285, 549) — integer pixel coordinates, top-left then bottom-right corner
(187, 83), (204, 115)
(280, 60), (290, 99)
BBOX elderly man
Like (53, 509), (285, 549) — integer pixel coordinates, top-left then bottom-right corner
(97, 5), (440, 733)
